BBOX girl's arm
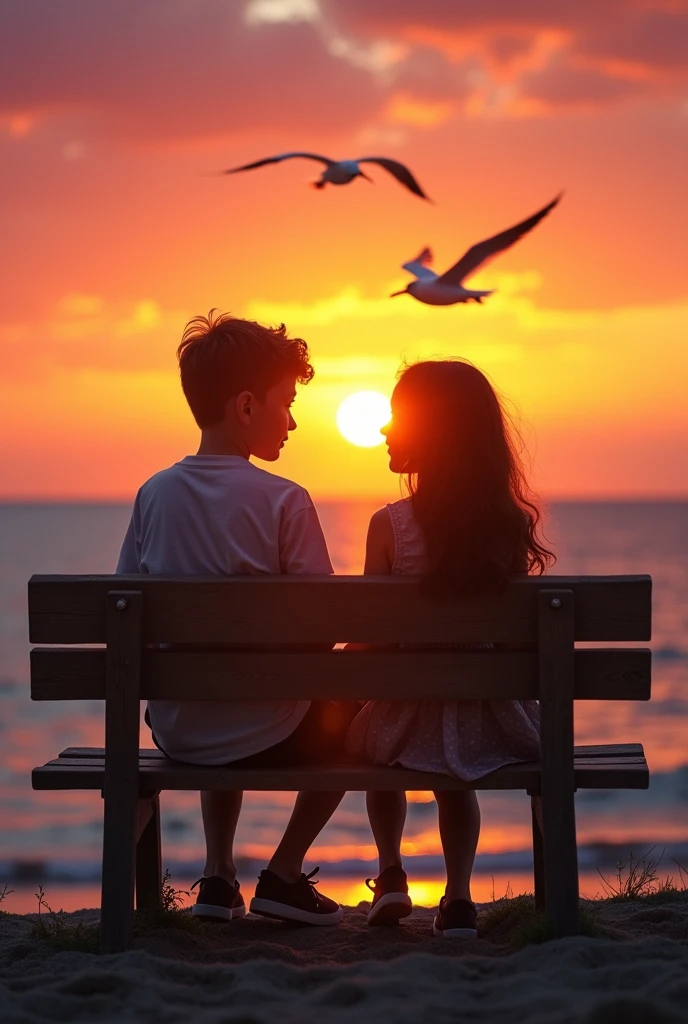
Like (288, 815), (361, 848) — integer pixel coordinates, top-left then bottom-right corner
(363, 507), (394, 574)
(345, 509), (394, 651)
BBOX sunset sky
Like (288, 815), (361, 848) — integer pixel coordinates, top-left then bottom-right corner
(2, 0), (687, 500)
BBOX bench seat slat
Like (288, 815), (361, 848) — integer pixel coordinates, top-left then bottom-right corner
(56, 742), (646, 760)
(31, 647), (652, 702)
(28, 574), (652, 644)
(48, 755), (649, 769)
(33, 750), (649, 793)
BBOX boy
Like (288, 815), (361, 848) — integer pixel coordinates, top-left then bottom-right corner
(117, 311), (352, 926)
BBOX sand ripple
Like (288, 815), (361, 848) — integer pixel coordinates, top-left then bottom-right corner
(2, 904), (688, 1022)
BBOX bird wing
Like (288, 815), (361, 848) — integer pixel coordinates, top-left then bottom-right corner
(437, 195), (562, 286)
(357, 158), (430, 200)
(222, 152), (335, 174)
(402, 247), (436, 280)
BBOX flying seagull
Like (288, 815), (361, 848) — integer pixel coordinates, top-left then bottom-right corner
(391, 195), (562, 305)
(222, 153), (431, 200)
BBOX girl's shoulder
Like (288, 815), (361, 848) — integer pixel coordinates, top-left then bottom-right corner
(385, 498), (427, 575)
(386, 496), (417, 534)
(386, 495), (414, 519)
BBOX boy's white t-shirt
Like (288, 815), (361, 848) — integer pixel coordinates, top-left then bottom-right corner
(116, 455), (333, 764)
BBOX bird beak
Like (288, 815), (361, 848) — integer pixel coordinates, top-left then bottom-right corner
(358, 170), (373, 182)
(389, 289), (406, 298)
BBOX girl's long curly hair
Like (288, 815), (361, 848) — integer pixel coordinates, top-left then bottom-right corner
(395, 360), (555, 595)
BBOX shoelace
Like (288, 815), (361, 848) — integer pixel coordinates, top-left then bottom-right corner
(256, 867), (325, 903)
(190, 877), (236, 892)
(365, 871), (407, 894)
(304, 866), (325, 905)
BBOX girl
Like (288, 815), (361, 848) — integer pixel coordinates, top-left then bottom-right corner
(347, 359), (554, 938)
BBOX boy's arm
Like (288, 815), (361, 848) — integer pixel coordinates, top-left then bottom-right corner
(279, 498), (333, 650)
(279, 503), (333, 575)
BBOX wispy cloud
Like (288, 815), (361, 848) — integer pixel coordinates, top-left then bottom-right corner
(245, 0), (321, 26)
(0, 295), (185, 377)
(247, 285), (428, 325)
(326, 0), (688, 117)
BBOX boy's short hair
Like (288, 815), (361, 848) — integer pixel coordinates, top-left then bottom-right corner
(177, 310), (314, 428)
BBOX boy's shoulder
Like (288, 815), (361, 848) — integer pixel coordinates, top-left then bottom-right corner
(242, 460), (313, 509)
(136, 461), (185, 496)
(136, 457), (312, 510)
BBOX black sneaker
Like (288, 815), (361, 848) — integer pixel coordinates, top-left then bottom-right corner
(365, 866), (413, 926)
(432, 896), (478, 938)
(249, 867), (343, 926)
(190, 876), (246, 922)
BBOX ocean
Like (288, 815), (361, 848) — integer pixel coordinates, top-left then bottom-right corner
(1, 500), (687, 913)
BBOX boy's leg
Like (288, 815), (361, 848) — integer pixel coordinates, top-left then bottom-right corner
(250, 790), (346, 925)
(254, 702), (357, 881)
(434, 789), (480, 902)
(267, 790), (345, 882)
(200, 789), (243, 883)
(248, 704), (356, 925)
(366, 791), (407, 874)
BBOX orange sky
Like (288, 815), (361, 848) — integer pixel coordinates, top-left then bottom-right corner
(1, 0), (687, 499)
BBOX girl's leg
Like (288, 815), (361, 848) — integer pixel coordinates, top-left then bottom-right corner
(366, 791), (407, 874)
(434, 790), (481, 902)
(364, 791), (412, 926)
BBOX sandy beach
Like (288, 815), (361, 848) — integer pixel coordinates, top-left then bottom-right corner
(3, 0), (688, 1020)
(2, 895), (688, 1023)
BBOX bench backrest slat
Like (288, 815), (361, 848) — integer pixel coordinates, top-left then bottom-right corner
(30, 646), (651, 702)
(28, 574), (652, 644)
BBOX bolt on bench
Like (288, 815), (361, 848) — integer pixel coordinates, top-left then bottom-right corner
(29, 574), (651, 952)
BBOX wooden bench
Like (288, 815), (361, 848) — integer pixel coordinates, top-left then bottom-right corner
(29, 573), (651, 952)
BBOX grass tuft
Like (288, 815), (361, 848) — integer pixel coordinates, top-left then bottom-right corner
(133, 869), (195, 934)
(515, 900), (608, 946)
(597, 848), (688, 902)
(672, 858), (688, 890)
(30, 885), (100, 953)
(30, 871), (196, 953)
(480, 890), (609, 948)
(0, 882), (14, 917)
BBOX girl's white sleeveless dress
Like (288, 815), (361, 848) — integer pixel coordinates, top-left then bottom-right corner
(346, 498), (541, 781)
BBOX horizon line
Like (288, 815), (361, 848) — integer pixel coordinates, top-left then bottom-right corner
(1, 494), (688, 505)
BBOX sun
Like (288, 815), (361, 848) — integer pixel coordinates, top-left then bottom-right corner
(336, 391), (391, 448)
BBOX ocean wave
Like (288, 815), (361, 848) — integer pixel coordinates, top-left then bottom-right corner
(653, 646), (688, 661)
(4, 841), (688, 886)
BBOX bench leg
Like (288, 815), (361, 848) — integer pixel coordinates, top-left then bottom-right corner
(538, 588), (579, 938)
(540, 785), (579, 936)
(100, 589), (144, 954)
(136, 793), (162, 911)
(100, 785), (138, 953)
(530, 795), (545, 913)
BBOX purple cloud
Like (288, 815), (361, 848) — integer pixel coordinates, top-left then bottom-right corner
(0, 0), (384, 142)
(2, 0), (686, 149)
